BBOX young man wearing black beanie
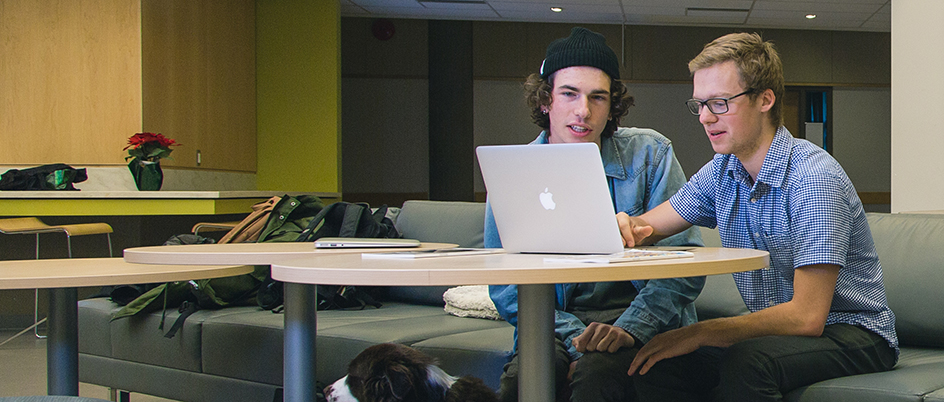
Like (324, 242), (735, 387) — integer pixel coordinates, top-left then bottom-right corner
(485, 27), (705, 402)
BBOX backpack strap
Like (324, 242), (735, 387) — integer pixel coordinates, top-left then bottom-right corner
(219, 196), (281, 244)
(338, 203), (367, 237)
(163, 301), (199, 339)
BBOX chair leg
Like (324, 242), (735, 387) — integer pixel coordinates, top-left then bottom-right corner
(109, 388), (131, 402)
(34, 233), (46, 339)
(34, 289), (47, 338)
(106, 232), (114, 257)
(66, 234), (73, 258)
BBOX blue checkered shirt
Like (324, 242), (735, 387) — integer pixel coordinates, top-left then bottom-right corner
(670, 127), (898, 354)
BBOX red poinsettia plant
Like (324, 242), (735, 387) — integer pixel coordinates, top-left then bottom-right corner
(124, 132), (180, 162)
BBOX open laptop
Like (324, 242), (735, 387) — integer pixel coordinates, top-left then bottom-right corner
(476, 142), (625, 254)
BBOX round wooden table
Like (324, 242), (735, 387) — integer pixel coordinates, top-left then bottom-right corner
(271, 247), (770, 402)
(123, 242), (457, 265)
(121, 241), (459, 401)
(0, 258), (252, 396)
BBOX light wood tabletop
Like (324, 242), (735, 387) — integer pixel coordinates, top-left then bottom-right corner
(0, 257), (253, 290)
(122, 242), (458, 265)
(272, 247), (770, 286)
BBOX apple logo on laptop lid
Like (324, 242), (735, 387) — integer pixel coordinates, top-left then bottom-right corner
(540, 188), (556, 210)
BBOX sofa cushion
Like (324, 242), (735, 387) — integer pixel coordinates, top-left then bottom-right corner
(783, 347), (944, 402)
(109, 305), (258, 372)
(395, 200), (486, 248)
(925, 388), (944, 402)
(199, 302), (509, 387)
(866, 213), (944, 348)
(388, 201), (487, 305)
(77, 298), (117, 358)
(412, 326), (515, 390)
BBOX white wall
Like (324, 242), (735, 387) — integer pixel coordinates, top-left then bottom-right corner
(832, 87), (891, 194)
(891, 0), (944, 212)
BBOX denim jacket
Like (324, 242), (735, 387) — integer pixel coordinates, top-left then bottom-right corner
(486, 128), (705, 359)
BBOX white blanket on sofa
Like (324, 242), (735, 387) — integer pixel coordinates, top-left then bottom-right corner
(443, 285), (502, 320)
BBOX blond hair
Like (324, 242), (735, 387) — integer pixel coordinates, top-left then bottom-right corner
(689, 32), (784, 127)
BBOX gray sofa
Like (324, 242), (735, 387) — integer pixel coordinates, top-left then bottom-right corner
(78, 200), (514, 402)
(696, 212), (944, 402)
(77, 202), (944, 401)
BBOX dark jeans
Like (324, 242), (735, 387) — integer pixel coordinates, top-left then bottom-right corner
(633, 324), (897, 402)
(499, 338), (640, 402)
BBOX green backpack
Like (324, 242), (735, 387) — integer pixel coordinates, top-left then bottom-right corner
(111, 196), (400, 338)
(111, 194), (326, 337)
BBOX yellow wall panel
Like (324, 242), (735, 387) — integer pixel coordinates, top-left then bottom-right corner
(256, 0), (340, 192)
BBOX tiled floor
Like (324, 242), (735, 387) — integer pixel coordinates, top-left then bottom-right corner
(0, 330), (176, 401)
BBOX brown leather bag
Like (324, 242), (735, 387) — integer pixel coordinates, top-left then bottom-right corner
(218, 196), (281, 244)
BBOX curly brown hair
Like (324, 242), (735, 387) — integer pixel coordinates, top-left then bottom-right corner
(523, 72), (634, 138)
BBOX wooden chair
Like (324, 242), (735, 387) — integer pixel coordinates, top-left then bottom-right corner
(0, 217), (113, 339)
(191, 221), (240, 237)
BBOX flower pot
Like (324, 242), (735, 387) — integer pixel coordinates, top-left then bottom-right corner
(128, 159), (163, 191)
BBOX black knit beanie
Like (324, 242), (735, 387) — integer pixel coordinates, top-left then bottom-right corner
(540, 27), (620, 81)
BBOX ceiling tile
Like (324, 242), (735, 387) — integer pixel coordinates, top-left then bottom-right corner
(490, 3), (621, 13)
(752, 1), (885, 13)
(496, 10), (625, 24)
(496, 0), (619, 5)
(340, 0), (892, 32)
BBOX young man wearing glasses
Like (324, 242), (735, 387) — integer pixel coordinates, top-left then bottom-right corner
(618, 32), (898, 401)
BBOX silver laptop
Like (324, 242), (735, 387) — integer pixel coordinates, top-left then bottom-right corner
(476, 143), (625, 254)
(314, 237), (420, 249)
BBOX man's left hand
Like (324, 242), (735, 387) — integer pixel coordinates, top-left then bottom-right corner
(572, 322), (635, 353)
(628, 325), (702, 376)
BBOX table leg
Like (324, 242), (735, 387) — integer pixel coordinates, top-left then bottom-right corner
(283, 282), (317, 402)
(47, 287), (78, 396)
(517, 284), (555, 402)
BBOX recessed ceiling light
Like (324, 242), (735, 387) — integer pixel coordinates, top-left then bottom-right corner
(806, 14), (817, 19)
(550, 7), (563, 13)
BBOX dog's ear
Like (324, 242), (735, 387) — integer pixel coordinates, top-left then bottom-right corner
(445, 376), (499, 402)
(359, 364), (415, 402)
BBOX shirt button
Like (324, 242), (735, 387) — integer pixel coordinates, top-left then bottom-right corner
(768, 300), (776, 307)
(754, 232), (760, 238)
(750, 198), (757, 203)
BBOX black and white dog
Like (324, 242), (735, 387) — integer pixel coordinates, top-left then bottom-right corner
(324, 343), (498, 402)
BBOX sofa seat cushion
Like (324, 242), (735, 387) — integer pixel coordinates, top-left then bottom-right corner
(315, 304), (510, 384)
(925, 388), (944, 402)
(199, 302), (509, 386)
(784, 347), (944, 402)
(109, 304), (260, 372)
(412, 326), (515, 390)
(77, 298), (118, 358)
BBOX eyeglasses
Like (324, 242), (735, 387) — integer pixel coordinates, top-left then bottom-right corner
(686, 90), (753, 115)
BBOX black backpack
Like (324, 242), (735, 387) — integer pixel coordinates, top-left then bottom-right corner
(256, 201), (399, 311)
(0, 163), (87, 190)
